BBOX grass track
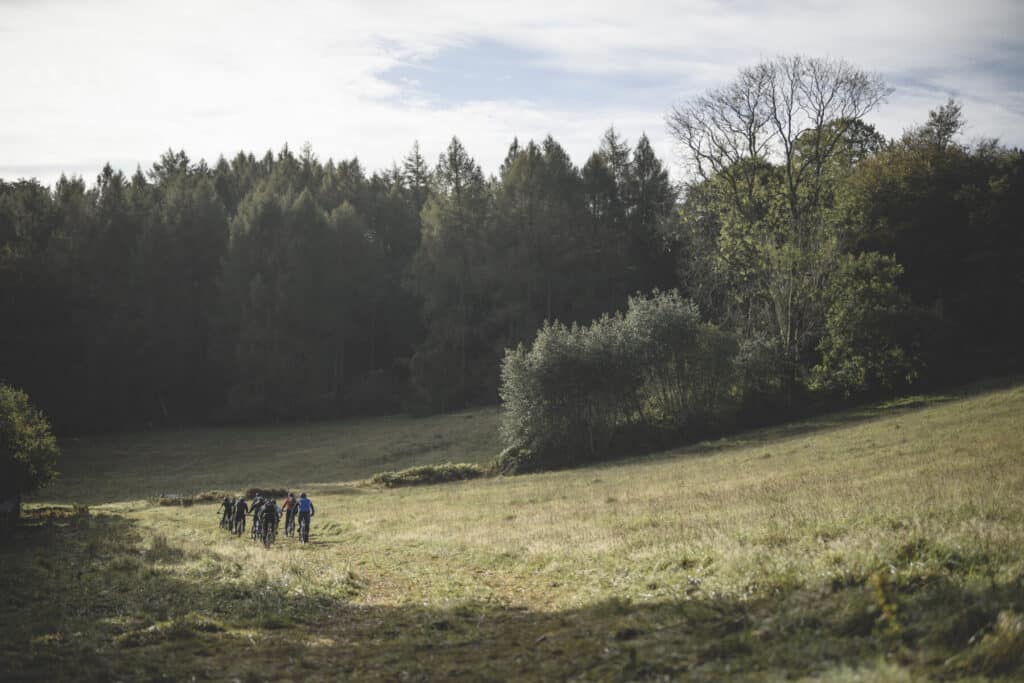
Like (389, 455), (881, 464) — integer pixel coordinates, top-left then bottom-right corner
(2, 382), (1023, 681)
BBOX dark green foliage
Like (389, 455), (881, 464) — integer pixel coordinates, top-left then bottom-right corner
(1, 83), (1022, 435)
(500, 317), (641, 470)
(0, 130), (684, 429)
(841, 101), (1024, 382)
(669, 58), (1023, 419)
(370, 462), (485, 488)
(623, 291), (737, 432)
(499, 291), (737, 471)
(408, 137), (492, 411)
(812, 253), (932, 396)
(0, 384), (60, 496)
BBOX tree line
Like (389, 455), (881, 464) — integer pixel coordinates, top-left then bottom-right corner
(0, 129), (676, 431)
(498, 57), (1024, 470)
(1, 56), (1022, 449)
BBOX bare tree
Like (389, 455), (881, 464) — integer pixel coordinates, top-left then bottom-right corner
(667, 56), (890, 381)
(669, 55), (889, 231)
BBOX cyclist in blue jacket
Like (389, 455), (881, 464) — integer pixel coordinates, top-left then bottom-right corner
(297, 492), (315, 543)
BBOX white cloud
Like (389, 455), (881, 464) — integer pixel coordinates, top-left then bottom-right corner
(1, 0), (1021, 185)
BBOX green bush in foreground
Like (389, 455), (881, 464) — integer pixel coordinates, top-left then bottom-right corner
(0, 384), (60, 500)
(371, 463), (485, 488)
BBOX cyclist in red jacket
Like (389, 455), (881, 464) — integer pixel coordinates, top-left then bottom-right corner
(281, 493), (298, 537)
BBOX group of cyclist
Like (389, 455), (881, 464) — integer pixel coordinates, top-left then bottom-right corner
(218, 492), (315, 547)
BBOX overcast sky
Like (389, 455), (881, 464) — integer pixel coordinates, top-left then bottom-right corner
(2, 0), (1022, 187)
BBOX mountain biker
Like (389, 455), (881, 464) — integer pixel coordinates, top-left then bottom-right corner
(281, 493), (298, 537)
(297, 492), (315, 543)
(260, 499), (280, 547)
(233, 497), (249, 535)
(250, 496), (265, 540)
(219, 497), (233, 529)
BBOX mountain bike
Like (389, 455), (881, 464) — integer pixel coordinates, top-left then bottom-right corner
(284, 511), (296, 538)
(298, 513), (311, 544)
(262, 518), (277, 548)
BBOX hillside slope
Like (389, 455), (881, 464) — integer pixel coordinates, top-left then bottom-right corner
(4, 382), (1023, 681)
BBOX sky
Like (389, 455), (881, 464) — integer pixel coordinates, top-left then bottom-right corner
(1, 0), (1022, 187)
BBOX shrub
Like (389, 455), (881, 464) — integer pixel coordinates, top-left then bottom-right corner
(733, 333), (789, 423)
(156, 494), (194, 507)
(812, 253), (930, 397)
(491, 446), (542, 475)
(193, 490), (232, 503)
(0, 384), (60, 502)
(371, 463), (485, 488)
(499, 291), (739, 472)
(500, 316), (642, 470)
(245, 487), (289, 499)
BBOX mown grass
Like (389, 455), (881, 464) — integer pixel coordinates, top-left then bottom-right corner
(3, 381), (1023, 681)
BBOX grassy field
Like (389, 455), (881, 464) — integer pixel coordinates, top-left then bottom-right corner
(44, 407), (502, 505)
(2, 383), (1023, 681)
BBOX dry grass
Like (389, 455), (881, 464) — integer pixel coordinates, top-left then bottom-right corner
(3, 381), (1023, 680)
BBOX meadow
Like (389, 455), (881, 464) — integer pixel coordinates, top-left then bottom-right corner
(2, 382), (1023, 681)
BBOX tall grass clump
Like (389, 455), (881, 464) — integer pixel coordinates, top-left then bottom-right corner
(499, 291), (739, 472)
(371, 463), (485, 488)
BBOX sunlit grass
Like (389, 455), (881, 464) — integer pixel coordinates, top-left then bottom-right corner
(3, 381), (1023, 680)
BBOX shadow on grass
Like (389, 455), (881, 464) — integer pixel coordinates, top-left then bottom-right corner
(3, 508), (1022, 682)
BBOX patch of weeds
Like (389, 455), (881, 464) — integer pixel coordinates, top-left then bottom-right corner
(156, 494), (194, 507)
(756, 531), (793, 549)
(193, 490), (233, 503)
(114, 615), (222, 648)
(258, 616), (291, 630)
(27, 505), (80, 521)
(815, 525), (845, 544)
(107, 554), (142, 573)
(115, 621), (179, 648)
(947, 610), (1024, 676)
(371, 462), (486, 488)
(85, 533), (128, 559)
(614, 627), (644, 641)
(933, 603), (999, 649)
(868, 570), (902, 638)
(894, 537), (932, 567)
(144, 534), (185, 563)
(183, 613), (226, 633)
(699, 631), (753, 662)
